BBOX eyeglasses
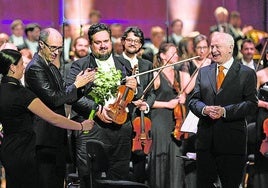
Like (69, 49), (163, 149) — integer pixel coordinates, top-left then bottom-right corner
(41, 40), (62, 52)
(125, 38), (140, 45)
(196, 46), (208, 51)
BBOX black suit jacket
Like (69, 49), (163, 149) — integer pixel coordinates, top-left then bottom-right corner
(66, 53), (133, 120)
(121, 56), (156, 108)
(189, 61), (258, 155)
(237, 59), (263, 72)
(25, 53), (78, 147)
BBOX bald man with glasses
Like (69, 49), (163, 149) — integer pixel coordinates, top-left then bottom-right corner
(25, 27), (92, 188)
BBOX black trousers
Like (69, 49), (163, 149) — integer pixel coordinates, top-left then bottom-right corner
(36, 146), (66, 188)
(196, 151), (245, 188)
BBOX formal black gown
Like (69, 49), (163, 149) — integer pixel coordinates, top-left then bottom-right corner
(249, 82), (268, 188)
(149, 72), (184, 188)
(0, 76), (38, 188)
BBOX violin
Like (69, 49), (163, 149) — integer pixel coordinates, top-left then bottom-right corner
(107, 66), (137, 125)
(173, 103), (188, 140)
(131, 54), (180, 153)
(260, 118), (268, 157)
(107, 85), (135, 125)
(132, 110), (152, 154)
(171, 75), (188, 141)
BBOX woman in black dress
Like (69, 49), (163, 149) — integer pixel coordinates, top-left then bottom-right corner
(0, 49), (94, 188)
(252, 50), (268, 187)
(149, 43), (190, 188)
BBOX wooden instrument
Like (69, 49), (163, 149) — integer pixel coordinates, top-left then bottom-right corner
(107, 66), (137, 125)
(131, 52), (179, 154)
(172, 78), (188, 141)
(132, 110), (152, 154)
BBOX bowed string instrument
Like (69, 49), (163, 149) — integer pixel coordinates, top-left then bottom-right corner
(132, 54), (200, 154)
(107, 56), (200, 126)
(132, 52), (178, 154)
(107, 65), (138, 125)
(172, 56), (209, 141)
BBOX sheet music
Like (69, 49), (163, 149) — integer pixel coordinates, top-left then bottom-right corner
(180, 110), (199, 133)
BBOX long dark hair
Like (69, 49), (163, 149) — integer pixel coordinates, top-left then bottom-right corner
(0, 49), (21, 75)
(153, 42), (176, 68)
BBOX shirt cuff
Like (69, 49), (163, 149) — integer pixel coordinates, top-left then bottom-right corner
(222, 107), (226, 118)
(134, 88), (138, 95)
(144, 103), (150, 114)
(201, 106), (207, 116)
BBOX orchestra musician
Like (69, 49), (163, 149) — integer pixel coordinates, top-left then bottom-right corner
(120, 26), (156, 183)
(66, 23), (138, 188)
(252, 48), (268, 187)
(149, 42), (190, 188)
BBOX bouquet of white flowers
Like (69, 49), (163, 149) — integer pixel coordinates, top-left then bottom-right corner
(88, 67), (122, 119)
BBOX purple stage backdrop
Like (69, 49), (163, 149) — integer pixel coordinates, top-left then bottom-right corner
(0, 0), (267, 38)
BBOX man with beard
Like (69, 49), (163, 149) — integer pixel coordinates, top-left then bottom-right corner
(66, 23), (138, 188)
(121, 26), (155, 183)
(61, 36), (90, 81)
(72, 36), (90, 61)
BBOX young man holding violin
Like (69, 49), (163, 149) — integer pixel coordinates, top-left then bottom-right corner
(120, 26), (156, 183)
(66, 23), (139, 188)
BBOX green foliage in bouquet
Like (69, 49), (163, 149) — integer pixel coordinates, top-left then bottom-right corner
(83, 67), (122, 133)
(88, 67), (122, 105)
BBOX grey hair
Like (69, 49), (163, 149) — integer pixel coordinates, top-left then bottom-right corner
(39, 28), (50, 42)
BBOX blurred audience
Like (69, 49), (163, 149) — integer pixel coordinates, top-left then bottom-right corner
(178, 36), (195, 60)
(24, 23), (41, 55)
(62, 22), (73, 63)
(168, 18), (184, 46)
(9, 19), (27, 50)
(110, 23), (124, 56)
(142, 26), (165, 62)
(0, 33), (9, 47)
(209, 6), (232, 34)
(238, 38), (262, 71)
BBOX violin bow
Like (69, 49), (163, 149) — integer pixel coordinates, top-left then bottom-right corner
(122, 56), (200, 82)
(180, 55), (209, 94)
(256, 38), (268, 71)
(141, 51), (178, 99)
(132, 51), (178, 117)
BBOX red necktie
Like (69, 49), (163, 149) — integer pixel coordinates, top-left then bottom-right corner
(217, 66), (225, 90)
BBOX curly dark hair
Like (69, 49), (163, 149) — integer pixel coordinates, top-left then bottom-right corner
(88, 23), (111, 44)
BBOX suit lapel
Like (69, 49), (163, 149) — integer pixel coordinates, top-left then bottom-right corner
(208, 63), (217, 94)
(220, 62), (240, 92)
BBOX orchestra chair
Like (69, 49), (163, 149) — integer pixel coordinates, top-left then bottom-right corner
(66, 172), (80, 188)
(86, 139), (149, 188)
(240, 122), (257, 188)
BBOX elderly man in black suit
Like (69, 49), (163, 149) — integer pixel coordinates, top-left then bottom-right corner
(189, 32), (258, 188)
